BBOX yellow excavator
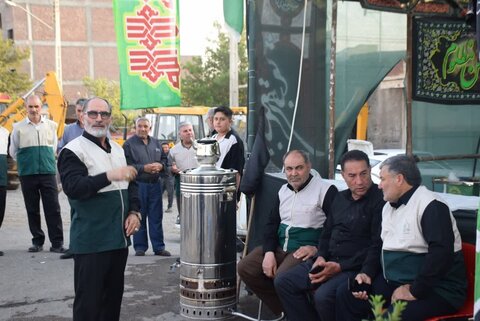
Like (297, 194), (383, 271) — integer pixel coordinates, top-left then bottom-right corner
(0, 71), (67, 189)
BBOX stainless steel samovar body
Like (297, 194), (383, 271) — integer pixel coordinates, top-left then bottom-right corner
(179, 139), (237, 320)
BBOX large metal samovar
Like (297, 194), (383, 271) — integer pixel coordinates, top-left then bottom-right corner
(179, 138), (237, 320)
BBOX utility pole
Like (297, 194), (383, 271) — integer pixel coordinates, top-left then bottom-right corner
(229, 33), (239, 107)
(54, 0), (62, 88)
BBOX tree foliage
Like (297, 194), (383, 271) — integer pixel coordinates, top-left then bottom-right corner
(0, 37), (32, 96)
(181, 22), (248, 107)
(82, 77), (140, 129)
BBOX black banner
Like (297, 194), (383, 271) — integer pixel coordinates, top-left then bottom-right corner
(413, 17), (480, 104)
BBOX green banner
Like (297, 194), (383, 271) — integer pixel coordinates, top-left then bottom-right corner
(412, 17), (480, 104)
(113, 0), (181, 110)
(223, 0), (243, 40)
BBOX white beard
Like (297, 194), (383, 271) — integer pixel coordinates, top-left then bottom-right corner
(84, 123), (109, 138)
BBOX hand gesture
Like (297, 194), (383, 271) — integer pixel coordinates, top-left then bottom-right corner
(107, 165), (137, 182)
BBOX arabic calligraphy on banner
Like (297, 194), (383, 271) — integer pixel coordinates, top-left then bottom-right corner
(412, 17), (480, 104)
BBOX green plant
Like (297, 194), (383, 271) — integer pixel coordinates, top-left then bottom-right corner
(363, 295), (407, 321)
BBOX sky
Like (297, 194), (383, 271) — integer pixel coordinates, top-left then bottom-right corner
(179, 0), (225, 56)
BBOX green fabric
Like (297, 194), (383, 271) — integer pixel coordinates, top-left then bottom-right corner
(68, 189), (131, 254)
(223, 0), (244, 38)
(278, 223), (322, 252)
(16, 146), (56, 176)
(383, 250), (426, 284)
(383, 250), (467, 309)
(113, 0), (181, 110)
(0, 155), (7, 186)
(412, 101), (480, 180)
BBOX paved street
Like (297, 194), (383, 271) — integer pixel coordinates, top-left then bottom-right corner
(0, 188), (264, 320)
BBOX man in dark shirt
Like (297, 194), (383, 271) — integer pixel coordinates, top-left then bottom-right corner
(123, 117), (171, 257)
(336, 155), (466, 321)
(274, 150), (385, 321)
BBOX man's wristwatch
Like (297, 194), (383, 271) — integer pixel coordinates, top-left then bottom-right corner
(129, 211), (142, 221)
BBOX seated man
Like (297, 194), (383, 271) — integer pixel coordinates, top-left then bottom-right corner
(274, 150), (385, 321)
(237, 149), (338, 316)
(337, 155), (467, 321)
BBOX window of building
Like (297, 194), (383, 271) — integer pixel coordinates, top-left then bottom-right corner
(7, 29), (14, 40)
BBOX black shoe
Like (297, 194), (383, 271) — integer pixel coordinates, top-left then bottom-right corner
(175, 216), (180, 225)
(0, 250), (3, 256)
(28, 245), (43, 253)
(50, 246), (67, 253)
(236, 238), (245, 253)
(60, 251), (74, 259)
(154, 249), (171, 256)
(135, 250), (145, 256)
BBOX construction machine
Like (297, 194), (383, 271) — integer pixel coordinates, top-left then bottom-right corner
(144, 106), (247, 147)
(0, 71), (67, 189)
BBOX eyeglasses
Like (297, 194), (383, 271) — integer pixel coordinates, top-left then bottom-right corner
(85, 110), (111, 119)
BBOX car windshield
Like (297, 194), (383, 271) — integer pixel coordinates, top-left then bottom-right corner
(370, 159), (381, 167)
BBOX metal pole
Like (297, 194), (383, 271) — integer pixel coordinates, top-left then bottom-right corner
(405, 13), (413, 156)
(229, 34), (239, 108)
(246, 0), (257, 152)
(328, 0), (338, 179)
(54, 0), (63, 88)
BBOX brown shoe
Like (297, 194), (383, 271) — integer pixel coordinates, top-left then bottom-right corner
(154, 249), (171, 256)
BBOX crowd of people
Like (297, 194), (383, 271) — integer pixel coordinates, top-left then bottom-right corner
(0, 96), (247, 319)
(238, 149), (467, 321)
(0, 94), (469, 321)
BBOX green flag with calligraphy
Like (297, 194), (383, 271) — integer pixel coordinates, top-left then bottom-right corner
(412, 17), (480, 104)
(113, 0), (181, 110)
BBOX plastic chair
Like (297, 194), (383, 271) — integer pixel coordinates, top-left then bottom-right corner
(424, 242), (475, 321)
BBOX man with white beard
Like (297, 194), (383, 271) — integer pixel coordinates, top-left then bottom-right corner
(58, 97), (141, 320)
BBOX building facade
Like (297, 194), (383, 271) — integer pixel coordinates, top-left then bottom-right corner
(0, 0), (121, 101)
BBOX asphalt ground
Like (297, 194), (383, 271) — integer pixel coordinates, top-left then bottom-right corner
(0, 188), (273, 321)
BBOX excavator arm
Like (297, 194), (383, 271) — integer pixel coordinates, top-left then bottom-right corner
(0, 72), (67, 136)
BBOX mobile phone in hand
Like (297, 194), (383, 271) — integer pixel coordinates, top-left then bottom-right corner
(309, 265), (324, 274)
(348, 278), (371, 293)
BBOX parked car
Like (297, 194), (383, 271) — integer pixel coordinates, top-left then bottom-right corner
(335, 149), (459, 192)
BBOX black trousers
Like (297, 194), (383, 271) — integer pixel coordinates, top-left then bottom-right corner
(336, 273), (458, 320)
(19, 174), (63, 247)
(73, 248), (129, 321)
(0, 186), (6, 228)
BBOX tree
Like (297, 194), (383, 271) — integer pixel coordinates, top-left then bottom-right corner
(82, 77), (140, 130)
(181, 22), (248, 107)
(0, 37), (32, 96)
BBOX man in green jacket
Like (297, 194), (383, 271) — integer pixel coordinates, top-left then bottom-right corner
(9, 94), (65, 253)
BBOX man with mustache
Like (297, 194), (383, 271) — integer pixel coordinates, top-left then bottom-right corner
(9, 94), (66, 254)
(237, 149), (338, 317)
(57, 97), (141, 320)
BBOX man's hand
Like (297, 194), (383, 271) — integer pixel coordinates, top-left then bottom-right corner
(262, 251), (277, 278)
(293, 245), (317, 261)
(144, 162), (163, 174)
(392, 284), (416, 302)
(351, 273), (372, 300)
(310, 257), (341, 284)
(107, 166), (137, 182)
(171, 163), (180, 174)
(125, 212), (141, 236)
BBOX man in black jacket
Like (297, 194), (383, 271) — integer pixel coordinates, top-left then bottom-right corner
(123, 117), (171, 257)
